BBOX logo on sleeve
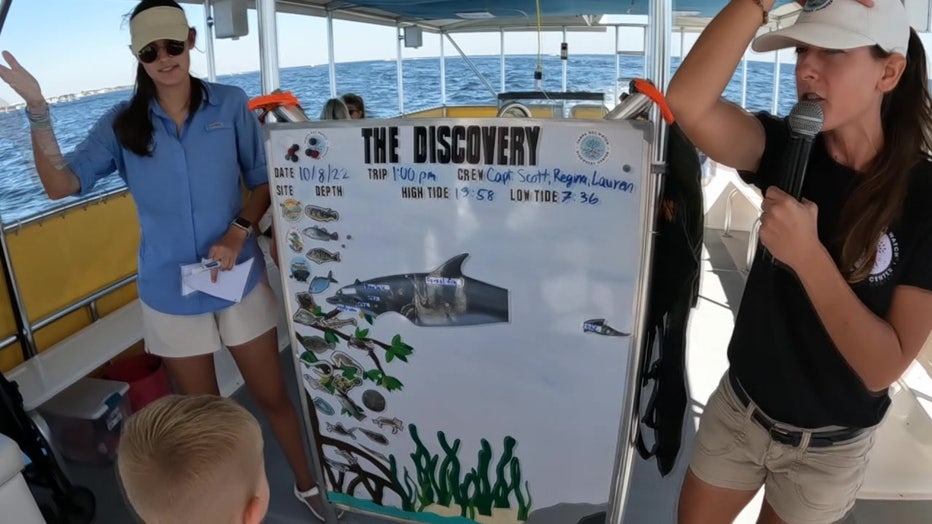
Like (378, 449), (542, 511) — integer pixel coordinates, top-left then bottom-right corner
(866, 231), (899, 284)
(803, 0), (833, 12)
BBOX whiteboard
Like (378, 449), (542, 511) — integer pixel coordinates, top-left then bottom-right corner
(266, 118), (653, 524)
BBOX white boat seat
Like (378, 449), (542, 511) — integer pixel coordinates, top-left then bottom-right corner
(859, 359), (932, 501)
(5, 300), (143, 412)
(0, 434), (45, 523)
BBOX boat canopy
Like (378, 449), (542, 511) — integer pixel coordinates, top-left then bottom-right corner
(177, 0), (800, 33)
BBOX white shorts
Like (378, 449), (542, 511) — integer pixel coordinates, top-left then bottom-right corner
(141, 280), (280, 358)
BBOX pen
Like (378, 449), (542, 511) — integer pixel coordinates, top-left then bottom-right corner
(189, 260), (221, 275)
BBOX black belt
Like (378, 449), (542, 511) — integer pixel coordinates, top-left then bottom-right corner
(728, 372), (866, 448)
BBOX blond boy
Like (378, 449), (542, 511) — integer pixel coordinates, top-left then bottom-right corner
(117, 395), (269, 524)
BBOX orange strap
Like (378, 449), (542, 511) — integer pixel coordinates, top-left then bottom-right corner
(632, 78), (675, 125)
(248, 92), (302, 112)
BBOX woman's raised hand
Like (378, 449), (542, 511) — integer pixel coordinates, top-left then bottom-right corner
(0, 51), (45, 107)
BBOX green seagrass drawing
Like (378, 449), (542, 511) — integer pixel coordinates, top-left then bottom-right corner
(389, 424), (533, 521)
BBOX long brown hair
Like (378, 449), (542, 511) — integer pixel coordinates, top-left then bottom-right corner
(112, 0), (203, 156)
(838, 28), (932, 283)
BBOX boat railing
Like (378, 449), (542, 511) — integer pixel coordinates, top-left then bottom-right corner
(0, 272), (137, 354)
(0, 190), (139, 371)
(0, 187), (129, 234)
(721, 188), (741, 238)
(747, 216), (762, 269)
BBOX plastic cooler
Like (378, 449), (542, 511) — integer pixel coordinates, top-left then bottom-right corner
(103, 354), (172, 412)
(37, 378), (130, 465)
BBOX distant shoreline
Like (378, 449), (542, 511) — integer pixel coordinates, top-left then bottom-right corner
(0, 84), (133, 111)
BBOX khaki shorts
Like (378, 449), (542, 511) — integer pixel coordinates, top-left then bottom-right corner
(141, 280), (279, 358)
(689, 374), (876, 524)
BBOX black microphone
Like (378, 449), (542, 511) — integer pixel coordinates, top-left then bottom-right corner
(760, 100), (824, 265)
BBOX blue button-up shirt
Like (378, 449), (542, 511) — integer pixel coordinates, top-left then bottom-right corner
(66, 81), (268, 315)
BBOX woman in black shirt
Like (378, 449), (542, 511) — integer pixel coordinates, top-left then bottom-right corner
(667, 0), (932, 522)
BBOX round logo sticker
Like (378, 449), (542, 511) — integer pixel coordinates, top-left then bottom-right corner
(280, 198), (302, 223)
(305, 131), (329, 160)
(868, 231), (899, 284)
(803, 0), (833, 12)
(576, 131), (610, 165)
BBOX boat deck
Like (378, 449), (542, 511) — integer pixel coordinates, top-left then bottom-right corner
(61, 226), (931, 523)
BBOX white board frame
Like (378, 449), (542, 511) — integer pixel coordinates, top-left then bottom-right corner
(264, 117), (658, 524)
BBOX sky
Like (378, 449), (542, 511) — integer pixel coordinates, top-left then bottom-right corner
(1, 0), (931, 106)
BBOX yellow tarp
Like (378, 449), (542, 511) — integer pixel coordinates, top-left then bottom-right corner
(1, 193), (140, 371)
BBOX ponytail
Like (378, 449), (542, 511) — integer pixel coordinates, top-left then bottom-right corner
(838, 28), (932, 282)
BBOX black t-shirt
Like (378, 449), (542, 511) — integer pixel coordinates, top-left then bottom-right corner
(728, 112), (932, 429)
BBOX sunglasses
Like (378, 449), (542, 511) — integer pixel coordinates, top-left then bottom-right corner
(137, 40), (186, 64)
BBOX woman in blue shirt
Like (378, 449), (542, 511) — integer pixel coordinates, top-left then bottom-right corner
(0, 0), (330, 519)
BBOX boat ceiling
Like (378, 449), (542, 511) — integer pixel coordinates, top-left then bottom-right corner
(188, 0), (800, 33)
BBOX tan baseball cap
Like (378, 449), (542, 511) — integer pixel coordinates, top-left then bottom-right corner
(753, 0), (910, 56)
(129, 6), (191, 55)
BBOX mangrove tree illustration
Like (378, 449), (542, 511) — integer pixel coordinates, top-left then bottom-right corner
(296, 305), (413, 403)
(294, 302), (419, 504)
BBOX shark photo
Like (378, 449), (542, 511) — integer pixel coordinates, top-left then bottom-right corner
(326, 253), (509, 327)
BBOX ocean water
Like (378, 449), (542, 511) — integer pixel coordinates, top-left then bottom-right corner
(0, 54), (799, 223)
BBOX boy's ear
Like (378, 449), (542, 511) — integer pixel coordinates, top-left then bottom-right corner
(242, 496), (264, 524)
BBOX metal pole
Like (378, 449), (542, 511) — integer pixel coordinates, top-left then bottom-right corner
(607, 2), (669, 524)
(256, 0), (280, 94)
(0, 0), (12, 37)
(327, 11), (337, 98)
(31, 275), (137, 331)
(771, 23), (781, 114)
(561, 26), (568, 92)
(679, 27), (684, 58)
(202, 0), (217, 82)
(0, 217), (36, 360)
(396, 26), (404, 115)
(440, 32), (447, 106)
(614, 25), (620, 103)
(2, 187), (127, 233)
(741, 47), (749, 108)
(641, 24), (649, 78)
(748, 217), (762, 270)
(0, 335), (15, 352)
(444, 33), (498, 99)
(771, 50), (781, 114)
(722, 188), (740, 237)
(500, 28), (506, 93)
(650, 0), (672, 161)
(88, 301), (100, 323)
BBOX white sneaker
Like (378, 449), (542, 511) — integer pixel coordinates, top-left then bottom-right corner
(294, 484), (344, 522)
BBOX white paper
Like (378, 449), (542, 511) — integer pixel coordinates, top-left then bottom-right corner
(180, 258), (254, 302)
(180, 262), (199, 296)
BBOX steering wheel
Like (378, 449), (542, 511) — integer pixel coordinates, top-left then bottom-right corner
(497, 102), (531, 118)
